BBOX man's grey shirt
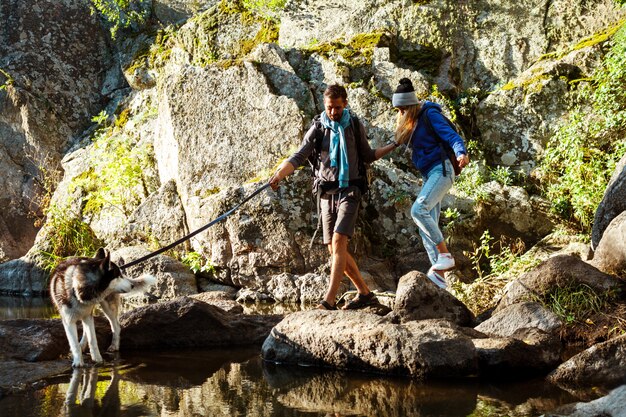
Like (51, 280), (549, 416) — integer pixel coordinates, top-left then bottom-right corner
(286, 117), (376, 183)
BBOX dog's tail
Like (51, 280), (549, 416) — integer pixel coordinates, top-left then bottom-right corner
(125, 274), (157, 295)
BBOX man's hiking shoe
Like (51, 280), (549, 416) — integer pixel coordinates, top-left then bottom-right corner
(431, 253), (455, 271)
(317, 300), (337, 310)
(342, 292), (378, 310)
(427, 269), (447, 289)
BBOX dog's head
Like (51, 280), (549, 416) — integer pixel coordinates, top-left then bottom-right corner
(93, 248), (134, 294)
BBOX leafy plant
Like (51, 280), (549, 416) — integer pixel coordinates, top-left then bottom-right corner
(181, 251), (216, 275)
(70, 105), (157, 218)
(538, 22), (626, 232)
(489, 165), (513, 186)
(90, 0), (149, 39)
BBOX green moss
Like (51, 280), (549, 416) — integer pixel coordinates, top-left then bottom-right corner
(302, 31), (388, 67)
(573, 19), (625, 51)
(114, 108), (131, 130)
(536, 19), (626, 64)
(498, 73), (553, 93)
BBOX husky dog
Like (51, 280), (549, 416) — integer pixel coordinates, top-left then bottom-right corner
(50, 248), (156, 367)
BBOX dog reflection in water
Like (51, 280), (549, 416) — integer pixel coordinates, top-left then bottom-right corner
(64, 366), (149, 417)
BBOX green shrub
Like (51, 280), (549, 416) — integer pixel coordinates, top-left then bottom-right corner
(71, 108), (157, 218)
(538, 22), (626, 232)
(181, 251), (216, 275)
(38, 204), (103, 272)
(90, 0), (149, 38)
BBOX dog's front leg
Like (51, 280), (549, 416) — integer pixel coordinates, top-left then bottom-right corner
(82, 316), (103, 364)
(62, 315), (84, 368)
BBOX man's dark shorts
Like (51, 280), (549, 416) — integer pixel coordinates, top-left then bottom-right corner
(320, 186), (361, 244)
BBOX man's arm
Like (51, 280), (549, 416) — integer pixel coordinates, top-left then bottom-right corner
(374, 142), (400, 160)
(269, 161), (296, 190)
(355, 120), (399, 162)
(269, 124), (317, 190)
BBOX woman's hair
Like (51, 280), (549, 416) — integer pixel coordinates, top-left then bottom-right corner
(395, 104), (422, 145)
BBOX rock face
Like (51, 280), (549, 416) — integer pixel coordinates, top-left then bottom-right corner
(592, 211), (626, 277)
(393, 271), (474, 326)
(279, 0), (622, 90)
(153, 0), (218, 24)
(0, 258), (48, 295)
(496, 255), (622, 311)
(548, 333), (626, 391)
(0, 319), (68, 361)
(120, 296), (281, 349)
(592, 154), (626, 249)
(262, 311), (479, 379)
(0, 0), (120, 261)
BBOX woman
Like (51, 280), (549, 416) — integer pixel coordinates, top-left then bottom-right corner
(392, 78), (470, 288)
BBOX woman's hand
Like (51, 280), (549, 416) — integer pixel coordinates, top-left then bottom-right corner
(458, 154), (470, 168)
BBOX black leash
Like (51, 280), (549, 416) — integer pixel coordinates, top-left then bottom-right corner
(120, 182), (271, 270)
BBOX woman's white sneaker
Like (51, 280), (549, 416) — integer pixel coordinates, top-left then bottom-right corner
(431, 253), (455, 271)
(427, 269), (447, 289)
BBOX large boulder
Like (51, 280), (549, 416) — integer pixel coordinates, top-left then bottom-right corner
(0, 317), (111, 361)
(393, 271), (474, 326)
(0, 257), (48, 295)
(475, 302), (562, 338)
(592, 154), (626, 249)
(475, 49), (600, 172)
(0, 0), (120, 261)
(0, 319), (68, 361)
(592, 211), (626, 277)
(262, 311), (479, 378)
(496, 255), (622, 311)
(120, 296), (281, 348)
(547, 333), (626, 393)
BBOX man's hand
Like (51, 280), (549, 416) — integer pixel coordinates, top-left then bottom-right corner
(458, 154), (470, 168)
(269, 172), (282, 191)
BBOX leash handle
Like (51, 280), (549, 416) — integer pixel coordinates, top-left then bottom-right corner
(120, 182), (271, 270)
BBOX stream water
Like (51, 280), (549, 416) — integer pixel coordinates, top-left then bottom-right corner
(0, 296), (585, 416)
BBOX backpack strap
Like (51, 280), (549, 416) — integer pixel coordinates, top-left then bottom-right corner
(419, 109), (450, 177)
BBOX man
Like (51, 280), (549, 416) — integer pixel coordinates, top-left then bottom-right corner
(269, 84), (399, 310)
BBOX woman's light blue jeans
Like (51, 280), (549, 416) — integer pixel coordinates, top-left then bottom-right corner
(410, 159), (455, 266)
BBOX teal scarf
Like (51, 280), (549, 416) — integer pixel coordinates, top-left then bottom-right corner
(321, 110), (351, 188)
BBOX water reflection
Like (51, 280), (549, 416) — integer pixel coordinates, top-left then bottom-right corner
(0, 348), (579, 417)
(63, 367), (149, 417)
(0, 295), (56, 319)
